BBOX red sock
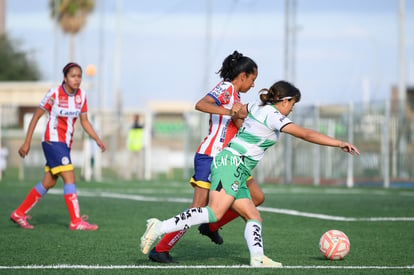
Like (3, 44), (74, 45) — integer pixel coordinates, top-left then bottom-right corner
(64, 193), (81, 223)
(154, 229), (187, 252)
(15, 188), (42, 215)
(209, 208), (239, 232)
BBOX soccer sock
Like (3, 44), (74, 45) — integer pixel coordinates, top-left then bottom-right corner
(64, 184), (81, 223)
(15, 182), (47, 215)
(160, 206), (217, 234)
(155, 206), (218, 252)
(154, 230), (188, 252)
(244, 220), (264, 258)
(208, 208), (239, 232)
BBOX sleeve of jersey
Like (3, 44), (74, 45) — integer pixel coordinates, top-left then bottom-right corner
(39, 88), (56, 111)
(208, 82), (232, 106)
(81, 93), (88, 113)
(270, 111), (293, 131)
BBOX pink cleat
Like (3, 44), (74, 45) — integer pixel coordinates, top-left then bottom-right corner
(10, 211), (34, 229)
(69, 215), (98, 231)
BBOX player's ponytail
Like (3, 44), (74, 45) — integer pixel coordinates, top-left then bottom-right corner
(259, 81), (301, 106)
(217, 51), (257, 81)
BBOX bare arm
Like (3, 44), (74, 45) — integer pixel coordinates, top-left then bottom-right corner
(18, 107), (45, 158)
(195, 95), (239, 116)
(80, 113), (106, 152)
(282, 123), (360, 155)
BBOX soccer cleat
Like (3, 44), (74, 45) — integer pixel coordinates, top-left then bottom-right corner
(10, 211), (34, 229)
(149, 248), (177, 263)
(140, 218), (162, 254)
(69, 215), (98, 231)
(250, 255), (283, 267)
(198, 223), (223, 245)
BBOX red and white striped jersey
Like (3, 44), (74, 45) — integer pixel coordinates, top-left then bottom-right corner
(39, 85), (87, 148)
(196, 81), (240, 157)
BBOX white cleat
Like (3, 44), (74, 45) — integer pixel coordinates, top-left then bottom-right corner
(140, 218), (162, 254)
(250, 255), (283, 267)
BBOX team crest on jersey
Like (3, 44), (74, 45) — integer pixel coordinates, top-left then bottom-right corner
(61, 156), (70, 165)
(219, 90), (231, 103)
(231, 181), (239, 192)
(75, 95), (83, 109)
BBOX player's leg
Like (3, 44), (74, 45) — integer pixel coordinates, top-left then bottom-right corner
(199, 177), (266, 244)
(150, 153), (212, 263)
(10, 173), (56, 229)
(10, 142), (61, 229)
(202, 177), (264, 235)
(141, 203), (221, 255)
(61, 171), (98, 231)
(141, 190), (235, 255)
(142, 155), (238, 256)
(231, 198), (282, 267)
(149, 186), (209, 263)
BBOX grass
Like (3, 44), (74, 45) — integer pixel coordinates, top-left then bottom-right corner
(0, 173), (414, 274)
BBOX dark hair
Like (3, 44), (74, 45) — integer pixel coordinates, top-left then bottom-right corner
(259, 80), (301, 106)
(62, 62), (82, 77)
(218, 51), (257, 81)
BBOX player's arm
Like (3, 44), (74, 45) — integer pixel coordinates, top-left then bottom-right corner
(18, 107), (45, 158)
(195, 95), (235, 116)
(282, 123), (359, 155)
(80, 113), (106, 152)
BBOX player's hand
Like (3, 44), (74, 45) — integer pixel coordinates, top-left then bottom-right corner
(232, 104), (248, 120)
(231, 102), (244, 115)
(96, 140), (106, 152)
(339, 142), (360, 155)
(18, 143), (30, 158)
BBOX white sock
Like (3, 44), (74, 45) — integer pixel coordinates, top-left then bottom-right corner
(244, 220), (264, 258)
(160, 207), (210, 234)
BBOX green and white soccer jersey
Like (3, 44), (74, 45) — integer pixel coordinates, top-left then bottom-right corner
(226, 103), (292, 171)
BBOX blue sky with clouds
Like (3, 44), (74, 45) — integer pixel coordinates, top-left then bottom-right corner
(5, 0), (414, 110)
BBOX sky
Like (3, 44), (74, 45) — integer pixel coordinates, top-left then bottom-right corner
(4, 0), (414, 111)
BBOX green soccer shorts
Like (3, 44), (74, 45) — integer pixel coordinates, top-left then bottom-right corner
(210, 149), (252, 200)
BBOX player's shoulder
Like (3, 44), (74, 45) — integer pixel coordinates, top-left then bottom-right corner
(249, 103), (286, 120)
(46, 86), (59, 95)
(209, 81), (234, 97)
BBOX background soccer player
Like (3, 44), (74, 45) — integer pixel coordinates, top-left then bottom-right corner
(10, 62), (106, 230)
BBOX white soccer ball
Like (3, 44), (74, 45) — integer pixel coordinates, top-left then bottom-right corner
(319, 229), (350, 260)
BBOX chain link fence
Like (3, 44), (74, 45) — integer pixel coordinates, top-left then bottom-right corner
(2, 98), (413, 188)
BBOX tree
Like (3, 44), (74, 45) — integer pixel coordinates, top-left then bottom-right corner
(49, 0), (95, 60)
(0, 34), (40, 81)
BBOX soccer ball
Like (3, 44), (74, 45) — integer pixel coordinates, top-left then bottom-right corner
(319, 230), (350, 260)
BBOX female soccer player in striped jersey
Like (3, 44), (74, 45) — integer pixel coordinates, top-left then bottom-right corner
(141, 80), (359, 267)
(10, 62), (106, 230)
(148, 51), (265, 263)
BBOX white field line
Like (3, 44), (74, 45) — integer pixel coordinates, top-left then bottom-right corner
(48, 189), (414, 222)
(258, 206), (414, 221)
(0, 265), (413, 270)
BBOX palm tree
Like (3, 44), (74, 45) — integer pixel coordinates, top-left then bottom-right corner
(49, 0), (95, 60)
